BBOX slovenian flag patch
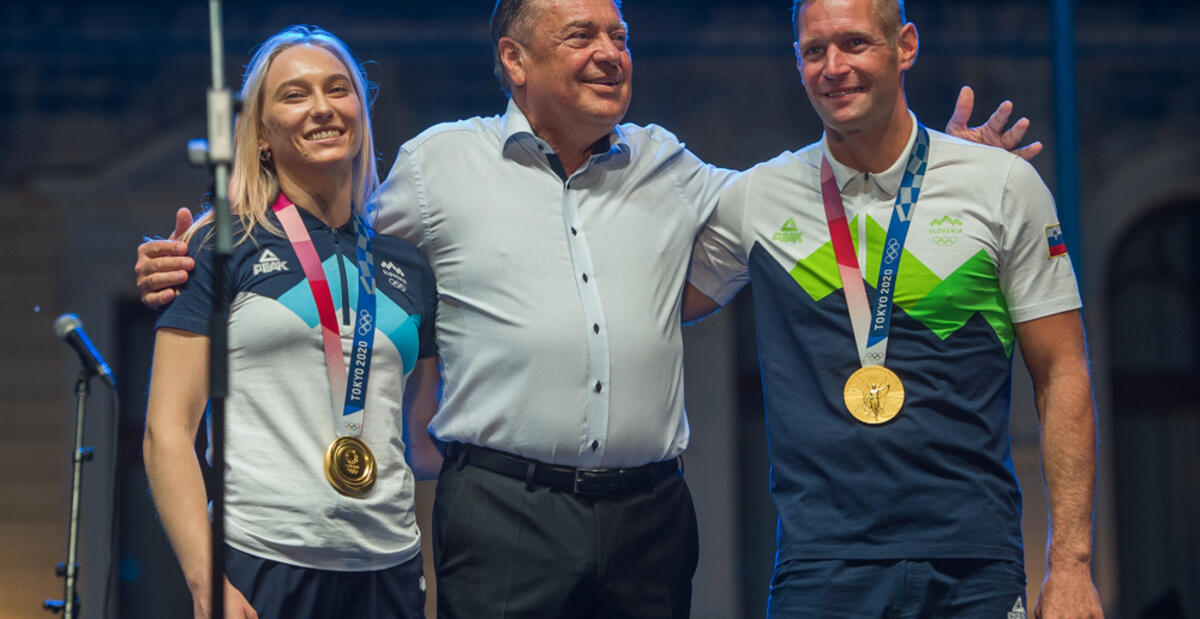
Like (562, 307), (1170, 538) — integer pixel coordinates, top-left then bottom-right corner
(1045, 224), (1068, 259)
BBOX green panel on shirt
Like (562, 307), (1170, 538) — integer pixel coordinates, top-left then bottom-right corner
(908, 249), (1015, 356)
(789, 241), (840, 301)
(787, 215), (1014, 355)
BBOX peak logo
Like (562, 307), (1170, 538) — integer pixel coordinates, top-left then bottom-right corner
(772, 217), (804, 244)
(1007, 597), (1027, 619)
(252, 249), (288, 275)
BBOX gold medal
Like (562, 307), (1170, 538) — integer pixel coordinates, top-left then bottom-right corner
(843, 366), (905, 424)
(324, 436), (377, 498)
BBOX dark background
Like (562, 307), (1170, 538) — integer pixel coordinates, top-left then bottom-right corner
(2, 1), (1198, 617)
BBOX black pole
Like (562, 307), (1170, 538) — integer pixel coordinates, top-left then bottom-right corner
(63, 373), (92, 619)
(200, 1), (234, 617)
(42, 372), (95, 619)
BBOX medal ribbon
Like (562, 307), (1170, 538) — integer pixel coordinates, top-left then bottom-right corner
(820, 125), (929, 367)
(272, 194), (377, 437)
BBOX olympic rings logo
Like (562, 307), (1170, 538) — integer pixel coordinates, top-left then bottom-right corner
(931, 236), (958, 247)
(357, 310), (374, 336)
(884, 239), (901, 262)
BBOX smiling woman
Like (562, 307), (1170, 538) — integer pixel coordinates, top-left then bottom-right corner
(259, 45), (362, 210)
(177, 25), (380, 247)
(141, 25), (439, 619)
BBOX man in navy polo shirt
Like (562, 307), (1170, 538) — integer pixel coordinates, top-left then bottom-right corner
(685, 0), (1102, 617)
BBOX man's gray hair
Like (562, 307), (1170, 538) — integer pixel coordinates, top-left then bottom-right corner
(490, 0), (544, 96)
(489, 0), (624, 95)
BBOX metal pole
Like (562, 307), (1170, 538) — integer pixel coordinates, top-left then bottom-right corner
(203, 1), (234, 617)
(61, 373), (93, 619)
(43, 372), (93, 617)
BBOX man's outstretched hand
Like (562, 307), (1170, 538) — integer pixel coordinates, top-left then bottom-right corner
(135, 207), (195, 308)
(946, 86), (1044, 161)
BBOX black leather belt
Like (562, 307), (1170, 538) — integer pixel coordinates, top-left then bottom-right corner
(445, 443), (680, 496)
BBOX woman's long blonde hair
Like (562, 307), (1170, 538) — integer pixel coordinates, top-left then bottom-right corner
(184, 25), (379, 244)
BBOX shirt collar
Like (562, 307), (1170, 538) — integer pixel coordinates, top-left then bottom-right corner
(820, 110), (919, 197)
(277, 195), (355, 233)
(499, 98), (630, 166)
(500, 97), (536, 149)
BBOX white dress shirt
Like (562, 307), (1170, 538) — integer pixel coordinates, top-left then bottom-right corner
(375, 100), (736, 467)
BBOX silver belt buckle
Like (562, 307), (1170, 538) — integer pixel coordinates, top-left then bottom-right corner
(573, 467), (620, 495)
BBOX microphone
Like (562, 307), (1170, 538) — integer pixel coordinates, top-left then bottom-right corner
(54, 314), (117, 389)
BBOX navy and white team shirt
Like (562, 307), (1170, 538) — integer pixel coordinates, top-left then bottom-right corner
(690, 118), (1082, 564)
(157, 205), (437, 571)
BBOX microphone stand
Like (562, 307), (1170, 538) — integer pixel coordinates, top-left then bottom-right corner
(187, 1), (235, 617)
(42, 368), (98, 618)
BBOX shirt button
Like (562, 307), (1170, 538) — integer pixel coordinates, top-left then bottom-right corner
(571, 227), (577, 236)
(582, 273), (589, 283)
(593, 323), (600, 334)
(594, 381), (602, 393)
(591, 440), (599, 451)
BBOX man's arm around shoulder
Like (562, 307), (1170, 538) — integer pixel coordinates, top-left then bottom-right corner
(136, 207), (196, 308)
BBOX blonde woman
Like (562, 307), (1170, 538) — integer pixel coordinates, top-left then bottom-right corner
(143, 25), (437, 619)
